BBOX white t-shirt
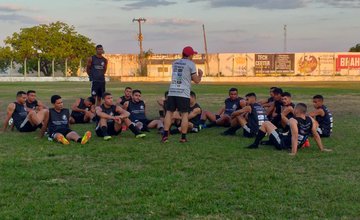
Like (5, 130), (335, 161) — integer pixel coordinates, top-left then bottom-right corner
(168, 59), (196, 98)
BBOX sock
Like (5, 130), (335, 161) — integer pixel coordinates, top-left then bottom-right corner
(101, 126), (109, 136)
(77, 138), (82, 143)
(242, 124), (251, 133)
(181, 133), (186, 139)
(229, 125), (241, 133)
(163, 130), (169, 138)
(37, 123), (43, 129)
(170, 128), (180, 134)
(129, 124), (140, 135)
(253, 130), (266, 146)
(200, 119), (206, 124)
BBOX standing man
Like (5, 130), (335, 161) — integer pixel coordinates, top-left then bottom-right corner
(161, 46), (203, 143)
(87, 44), (108, 106)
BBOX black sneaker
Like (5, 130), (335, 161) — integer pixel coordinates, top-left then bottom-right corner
(260, 140), (272, 145)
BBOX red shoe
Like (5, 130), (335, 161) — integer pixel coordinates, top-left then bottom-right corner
(302, 139), (310, 148)
(179, 138), (188, 143)
(161, 136), (169, 143)
(122, 125), (127, 131)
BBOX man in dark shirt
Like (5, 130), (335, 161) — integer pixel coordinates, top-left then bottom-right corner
(47, 95), (91, 145)
(69, 97), (96, 124)
(3, 91), (48, 136)
(86, 44), (108, 106)
(117, 87), (132, 107)
(309, 95), (333, 137)
(26, 90), (46, 112)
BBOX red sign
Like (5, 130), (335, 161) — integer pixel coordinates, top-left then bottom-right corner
(336, 55), (360, 71)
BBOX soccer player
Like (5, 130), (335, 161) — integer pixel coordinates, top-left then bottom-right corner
(267, 87), (283, 122)
(309, 95), (333, 137)
(200, 88), (245, 127)
(117, 87), (132, 106)
(47, 95), (91, 145)
(86, 44), (108, 106)
(247, 103), (332, 156)
(161, 46), (203, 143)
(222, 92), (268, 137)
(259, 87), (277, 108)
(69, 97), (96, 124)
(3, 91), (48, 136)
(123, 89), (164, 132)
(279, 92), (295, 129)
(26, 90), (47, 111)
(95, 92), (145, 140)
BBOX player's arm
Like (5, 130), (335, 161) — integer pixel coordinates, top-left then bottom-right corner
(37, 100), (47, 110)
(122, 101), (129, 111)
(95, 106), (113, 120)
(289, 118), (299, 156)
(266, 102), (275, 115)
(232, 106), (251, 118)
(188, 107), (201, 120)
(103, 58), (108, 74)
(309, 108), (325, 118)
(216, 106), (225, 115)
(71, 99), (85, 113)
(239, 99), (246, 108)
(310, 117), (331, 152)
(3, 103), (15, 132)
(86, 57), (92, 76)
(157, 97), (165, 107)
(115, 106), (130, 119)
(191, 69), (203, 84)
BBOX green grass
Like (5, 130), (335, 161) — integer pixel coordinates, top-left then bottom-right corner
(0, 81), (360, 219)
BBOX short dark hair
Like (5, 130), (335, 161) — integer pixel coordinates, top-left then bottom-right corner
(273, 88), (283, 95)
(51, 95), (62, 104)
(96, 44), (103, 49)
(102, 92), (112, 99)
(245, 92), (256, 98)
(16, 91), (26, 97)
(27, 90), (36, 95)
(295, 103), (307, 114)
(313, 95), (324, 101)
(270, 87), (277, 90)
(125, 87), (132, 91)
(86, 97), (95, 104)
(282, 92), (291, 97)
(132, 89), (141, 95)
(190, 91), (196, 98)
(229, 88), (238, 94)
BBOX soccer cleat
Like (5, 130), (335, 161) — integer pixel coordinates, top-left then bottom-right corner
(179, 138), (188, 143)
(136, 133), (146, 138)
(302, 139), (310, 148)
(57, 134), (70, 145)
(81, 131), (92, 145)
(121, 125), (127, 131)
(247, 144), (258, 149)
(104, 135), (112, 141)
(161, 136), (169, 143)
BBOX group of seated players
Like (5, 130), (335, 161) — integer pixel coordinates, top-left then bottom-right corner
(3, 86), (333, 155)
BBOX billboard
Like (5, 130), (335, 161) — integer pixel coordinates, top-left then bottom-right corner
(336, 54), (360, 71)
(255, 54), (294, 75)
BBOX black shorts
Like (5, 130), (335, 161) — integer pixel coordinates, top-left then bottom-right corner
(95, 123), (121, 137)
(243, 127), (257, 138)
(317, 127), (331, 137)
(166, 96), (190, 113)
(91, 81), (106, 98)
(71, 113), (86, 123)
(269, 130), (292, 150)
(17, 121), (38, 132)
(49, 128), (73, 139)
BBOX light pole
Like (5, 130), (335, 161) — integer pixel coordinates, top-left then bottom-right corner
(133, 17), (146, 75)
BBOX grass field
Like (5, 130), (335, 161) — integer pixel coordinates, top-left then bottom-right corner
(0, 81), (359, 219)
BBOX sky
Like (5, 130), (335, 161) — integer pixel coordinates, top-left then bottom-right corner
(0, 0), (359, 54)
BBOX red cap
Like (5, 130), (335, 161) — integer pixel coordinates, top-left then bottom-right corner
(182, 46), (198, 57)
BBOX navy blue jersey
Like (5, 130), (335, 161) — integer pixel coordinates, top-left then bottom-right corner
(189, 103), (202, 127)
(224, 97), (242, 116)
(96, 104), (119, 124)
(71, 98), (89, 117)
(290, 116), (313, 146)
(12, 102), (28, 129)
(26, 100), (38, 110)
(248, 103), (268, 131)
(316, 105), (333, 136)
(90, 55), (107, 82)
(128, 100), (147, 121)
(119, 96), (131, 106)
(48, 108), (70, 135)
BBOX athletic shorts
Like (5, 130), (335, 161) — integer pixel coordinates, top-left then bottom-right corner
(134, 119), (153, 131)
(71, 113), (86, 123)
(317, 127), (331, 137)
(49, 128), (73, 139)
(91, 81), (106, 98)
(17, 121), (38, 132)
(269, 130), (292, 150)
(95, 123), (121, 137)
(166, 96), (190, 113)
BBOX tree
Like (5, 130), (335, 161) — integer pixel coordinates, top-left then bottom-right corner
(0, 46), (13, 72)
(2, 21), (95, 76)
(349, 43), (360, 52)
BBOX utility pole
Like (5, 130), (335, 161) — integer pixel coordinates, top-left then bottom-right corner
(284, 24), (287, 53)
(133, 17), (146, 75)
(202, 24), (210, 76)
